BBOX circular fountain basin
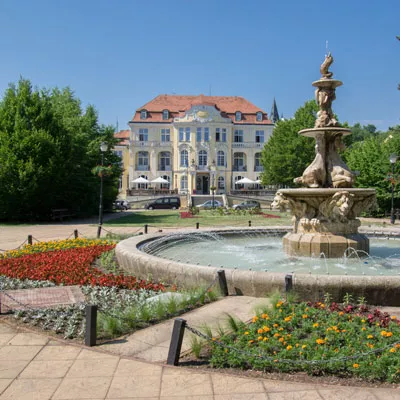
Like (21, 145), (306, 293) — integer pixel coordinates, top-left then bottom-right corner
(115, 228), (400, 306)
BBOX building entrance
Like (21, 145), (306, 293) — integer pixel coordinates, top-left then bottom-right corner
(196, 174), (209, 194)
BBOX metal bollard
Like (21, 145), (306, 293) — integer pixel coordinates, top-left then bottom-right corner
(285, 274), (293, 292)
(217, 270), (229, 297)
(196, 222), (199, 229)
(248, 220), (252, 227)
(28, 235), (33, 245)
(144, 224), (148, 234)
(74, 229), (78, 239)
(167, 318), (186, 366)
(85, 305), (98, 347)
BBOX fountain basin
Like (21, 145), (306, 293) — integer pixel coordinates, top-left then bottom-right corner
(115, 228), (400, 306)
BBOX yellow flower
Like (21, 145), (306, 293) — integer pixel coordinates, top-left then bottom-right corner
(286, 345), (293, 350)
(313, 323), (319, 328)
(302, 344), (307, 349)
(389, 348), (396, 353)
(295, 343), (299, 347)
(263, 326), (270, 332)
(316, 338), (326, 345)
(252, 316), (259, 323)
(279, 337), (284, 342)
(278, 327), (284, 331)
(258, 336), (263, 341)
(261, 313), (269, 319)
(361, 327), (366, 331)
(361, 319), (366, 323)
(367, 334), (373, 339)
(284, 316), (292, 322)
(391, 316), (397, 320)
(244, 331), (249, 335)
(263, 337), (269, 342)
(257, 328), (264, 334)
(353, 363), (359, 369)
(302, 314), (308, 319)
(273, 323), (279, 328)
(276, 301), (283, 308)
(274, 333), (280, 338)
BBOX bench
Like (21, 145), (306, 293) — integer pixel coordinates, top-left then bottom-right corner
(51, 209), (76, 221)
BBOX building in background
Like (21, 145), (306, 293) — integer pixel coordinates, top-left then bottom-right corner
(117, 94), (275, 196)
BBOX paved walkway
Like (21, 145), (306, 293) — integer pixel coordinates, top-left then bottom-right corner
(0, 321), (399, 400)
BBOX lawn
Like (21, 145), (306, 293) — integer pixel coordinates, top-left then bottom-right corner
(103, 209), (292, 228)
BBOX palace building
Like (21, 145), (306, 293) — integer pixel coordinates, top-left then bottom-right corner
(117, 94), (274, 196)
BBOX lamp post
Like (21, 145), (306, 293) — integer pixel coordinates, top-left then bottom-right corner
(189, 159), (196, 197)
(97, 142), (108, 238)
(209, 160), (216, 209)
(390, 153), (398, 224)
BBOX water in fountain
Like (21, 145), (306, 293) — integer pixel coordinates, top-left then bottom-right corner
(140, 231), (400, 276)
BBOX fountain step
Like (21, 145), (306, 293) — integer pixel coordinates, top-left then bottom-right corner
(98, 295), (271, 362)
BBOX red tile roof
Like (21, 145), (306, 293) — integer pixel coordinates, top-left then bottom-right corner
(114, 129), (129, 146)
(130, 94), (272, 125)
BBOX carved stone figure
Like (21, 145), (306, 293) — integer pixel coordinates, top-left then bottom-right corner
(318, 191), (354, 223)
(327, 135), (354, 188)
(314, 87), (338, 128)
(320, 52), (334, 79)
(294, 134), (326, 188)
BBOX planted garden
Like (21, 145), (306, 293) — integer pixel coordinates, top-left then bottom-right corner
(202, 294), (400, 383)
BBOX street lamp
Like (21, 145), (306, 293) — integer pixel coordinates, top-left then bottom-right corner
(97, 142), (108, 238)
(209, 160), (216, 209)
(389, 153), (398, 224)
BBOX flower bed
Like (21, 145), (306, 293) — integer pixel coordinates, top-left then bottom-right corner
(0, 239), (164, 291)
(208, 298), (400, 383)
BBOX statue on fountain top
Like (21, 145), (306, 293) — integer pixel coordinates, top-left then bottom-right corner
(320, 52), (334, 79)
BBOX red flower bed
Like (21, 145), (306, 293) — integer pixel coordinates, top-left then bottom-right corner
(261, 213), (281, 218)
(0, 244), (164, 291)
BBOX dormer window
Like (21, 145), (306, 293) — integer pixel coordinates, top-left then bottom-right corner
(256, 112), (263, 122)
(162, 109), (169, 120)
(140, 110), (147, 120)
(235, 111), (242, 122)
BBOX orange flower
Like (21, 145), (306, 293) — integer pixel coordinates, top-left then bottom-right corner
(257, 328), (264, 334)
(261, 313), (269, 319)
(252, 316), (259, 323)
(286, 345), (293, 350)
(353, 363), (359, 369)
(313, 323), (319, 328)
(263, 326), (270, 332)
(316, 338), (326, 345)
(302, 314), (308, 319)
(258, 336), (263, 341)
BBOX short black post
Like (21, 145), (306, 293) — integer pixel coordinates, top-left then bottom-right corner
(144, 224), (148, 234)
(285, 274), (293, 292)
(85, 304), (97, 347)
(196, 222), (200, 229)
(167, 318), (186, 366)
(248, 220), (252, 227)
(74, 229), (78, 239)
(28, 235), (33, 245)
(217, 269), (229, 297)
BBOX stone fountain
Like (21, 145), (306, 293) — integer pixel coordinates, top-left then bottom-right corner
(272, 54), (377, 257)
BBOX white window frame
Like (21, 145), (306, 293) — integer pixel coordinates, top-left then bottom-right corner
(235, 111), (241, 121)
(256, 130), (265, 143)
(180, 150), (188, 167)
(138, 151), (149, 167)
(139, 128), (148, 142)
(198, 150), (207, 167)
(180, 175), (188, 190)
(196, 127), (202, 142)
(140, 110), (147, 120)
(179, 128), (184, 142)
(161, 128), (170, 142)
(256, 112), (263, 122)
(159, 151), (171, 170)
(218, 176), (225, 189)
(234, 129), (244, 143)
(217, 150), (225, 167)
(162, 109), (169, 120)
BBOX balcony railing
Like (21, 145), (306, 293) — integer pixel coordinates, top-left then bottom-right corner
(233, 166), (247, 172)
(158, 165), (172, 171)
(232, 142), (264, 148)
(136, 165), (150, 171)
(132, 140), (172, 147)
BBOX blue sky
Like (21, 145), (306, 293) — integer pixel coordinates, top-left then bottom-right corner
(1, 0), (399, 131)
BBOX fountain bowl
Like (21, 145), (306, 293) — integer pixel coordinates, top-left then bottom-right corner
(115, 227), (400, 306)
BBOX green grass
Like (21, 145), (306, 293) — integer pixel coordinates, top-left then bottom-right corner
(103, 210), (292, 228)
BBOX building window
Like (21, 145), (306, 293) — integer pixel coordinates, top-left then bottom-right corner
(256, 112), (263, 122)
(198, 150), (207, 167)
(234, 129), (244, 143)
(218, 176), (225, 189)
(256, 130), (265, 143)
(255, 153), (263, 171)
(138, 175), (148, 189)
(179, 128), (184, 142)
(216, 128), (227, 142)
(204, 127), (209, 142)
(196, 127), (202, 142)
(139, 128), (148, 142)
(217, 150), (225, 167)
(235, 111), (241, 121)
(185, 127), (190, 141)
(162, 109), (169, 120)
(235, 175), (244, 189)
(161, 128), (170, 142)
(180, 175), (188, 190)
(233, 152), (245, 171)
(137, 151), (149, 170)
(180, 150), (188, 167)
(159, 151), (171, 171)
(140, 110), (147, 120)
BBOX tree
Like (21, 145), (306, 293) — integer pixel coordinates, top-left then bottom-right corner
(343, 123), (380, 147)
(0, 79), (121, 221)
(261, 100), (318, 186)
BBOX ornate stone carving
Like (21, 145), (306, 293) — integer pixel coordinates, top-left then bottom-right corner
(320, 52), (334, 79)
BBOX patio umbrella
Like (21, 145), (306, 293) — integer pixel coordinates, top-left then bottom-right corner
(151, 177), (170, 184)
(235, 177), (255, 185)
(254, 179), (262, 184)
(132, 177), (150, 184)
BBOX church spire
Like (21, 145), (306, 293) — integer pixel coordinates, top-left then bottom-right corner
(270, 98), (280, 123)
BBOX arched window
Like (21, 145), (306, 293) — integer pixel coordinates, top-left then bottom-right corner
(233, 152), (246, 171)
(180, 175), (188, 190)
(161, 175), (170, 189)
(218, 176), (225, 189)
(137, 151), (149, 170)
(217, 150), (225, 167)
(180, 150), (188, 167)
(140, 110), (147, 120)
(162, 109), (169, 120)
(255, 153), (263, 171)
(235, 111), (241, 121)
(198, 150), (207, 168)
(256, 111), (263, 122)
(159, 151), (171, 171)
(235, 175), (244, 190)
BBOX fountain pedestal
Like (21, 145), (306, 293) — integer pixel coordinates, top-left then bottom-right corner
(277, 188), (376, 257)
